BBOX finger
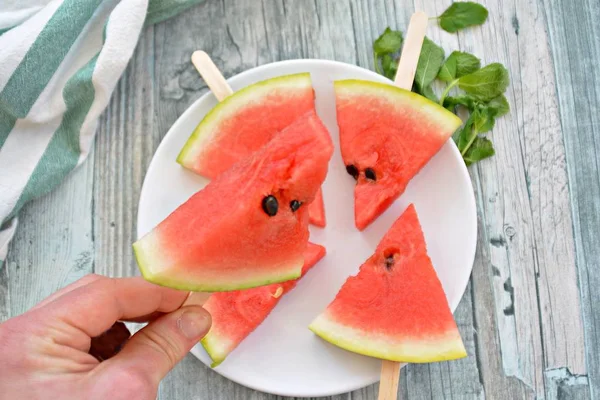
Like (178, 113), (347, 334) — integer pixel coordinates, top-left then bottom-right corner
(122, 290), (210, 323)
(122, 311), (167, 324)
(101, 305), (211, 384)
(32, 274), (105, 310)
(37, 277), (189, 337)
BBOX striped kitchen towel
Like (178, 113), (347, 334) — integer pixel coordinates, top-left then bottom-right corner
(0, 0), (204, 267)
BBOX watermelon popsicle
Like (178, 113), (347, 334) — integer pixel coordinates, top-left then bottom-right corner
(133, 110), (333, 292)
(309, 204), (466, 362)
(178, 51), (327, 227)
(335, 80), (462, 231)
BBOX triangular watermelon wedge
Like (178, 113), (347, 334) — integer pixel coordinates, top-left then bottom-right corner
(133, 111), (333, 292)
(177, 73), (328, 227)
(309, 204), (466, 363)
(202, 242), (326, 367)
(335, 80), (462, 230)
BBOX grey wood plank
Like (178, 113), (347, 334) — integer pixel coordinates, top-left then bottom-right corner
(542, 0), (600, 397)
(454, 0), (588, 397)
(3, 154), (95, 317)
(493, 0), (585, 376)
(464, 8), (539, 396)
(545, 368), (590, 400)
(468, 196), (533, 400)
(93, 26), (158, 278)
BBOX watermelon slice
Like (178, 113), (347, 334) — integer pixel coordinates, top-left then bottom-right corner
(335, 80), (463, 230)
(202, 242), (326, 367)
(133, 111), (333, 292)
(309, 204), (466, 363)
(177, 73), (327, 227)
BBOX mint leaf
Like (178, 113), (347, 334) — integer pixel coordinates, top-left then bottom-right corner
(419, 85), (439, 103)
(438, 55), (457, 83)
(438, 2), (489, 33)
(374, 28), (403, 55)
(463, 136), (495, 165)
(454, 51), (481, 77)
(487, 94), (510, 117)
(415, 37), (445, 92)
(444, 95), (476, 110)
(373, 28), (402, 79)
(381, 54), (397, 80)
(458, 63), (509, 101)
(444, 93), (506, 116)
(473, 106), (495, 133)
(456, 110), (478, 151)
(438, 51), (480, 82)
(476, 108), (495, 133)
(456, 107), (493, 154)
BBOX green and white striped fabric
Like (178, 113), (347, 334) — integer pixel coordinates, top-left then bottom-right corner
(0, 0), (204, 266)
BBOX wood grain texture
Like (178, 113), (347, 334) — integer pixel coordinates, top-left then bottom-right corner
(455, 0), (586, 396)
(4, 157), (95, 316)
(93, 26), (158, 278)
(0, 0), (598, 399)
(542, 0), (600, 397)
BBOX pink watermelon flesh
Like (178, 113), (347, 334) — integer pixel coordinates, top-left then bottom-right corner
(308, 188), (326, 227)
(177, 73), (327, 227)
(201, 242), (326, 367)
(335, 80), (462, 230)
(309, 204), (466, 363)
(133, 111), (333, 292)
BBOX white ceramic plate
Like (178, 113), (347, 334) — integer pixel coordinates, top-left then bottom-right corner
(137, 59), (477, 397)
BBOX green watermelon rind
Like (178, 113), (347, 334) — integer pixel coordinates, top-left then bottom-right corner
(201, 333), (227, 368)
(133, 242), (302, 292)
(176, 72), (313, 171)
(334, 79), (463, 131)
(309, 314), (467, 363)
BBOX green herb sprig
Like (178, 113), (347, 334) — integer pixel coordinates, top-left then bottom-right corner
(372, 2), (510, 166)
(435, 2), (489, 33)
(373, 28), (403, 80)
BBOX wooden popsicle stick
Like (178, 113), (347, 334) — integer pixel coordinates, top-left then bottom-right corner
(181, 51), (235, 308)
(182, 291), (211, 307)
(379, 11), (429, 400)
(378, 360), (402, 400)
(191, 50), (234, 101)
(394, 11), (428, 90)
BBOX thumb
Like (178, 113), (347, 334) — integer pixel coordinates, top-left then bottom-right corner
(106, 305), (211, 384)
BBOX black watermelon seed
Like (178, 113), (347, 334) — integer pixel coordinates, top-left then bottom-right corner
(384, 255), (394, 270)
(290, 200), (302, 212)
(346, 164), (359, 180)
(365, 168), (376, 181)
(262, 195), (279, 216)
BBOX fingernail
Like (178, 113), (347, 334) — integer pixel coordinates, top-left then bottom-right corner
(177, 308), (211, 339)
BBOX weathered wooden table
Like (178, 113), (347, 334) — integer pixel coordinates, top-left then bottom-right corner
(1, 0), (598, 398)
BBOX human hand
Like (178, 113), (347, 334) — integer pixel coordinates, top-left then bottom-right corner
(0, 274), (211, 400)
